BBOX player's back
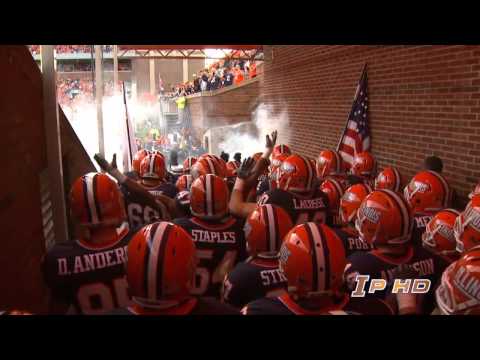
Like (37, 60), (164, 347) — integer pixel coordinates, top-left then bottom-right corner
(242, 293), (393, 315)
(109, 297), (240, 315)
(173, 216), (247, 298)
(344, 244), (450, 300)
(222, 256), (288, 308)
(411, 211), (437, 246)
(121, 184), (170, 230)
(258, 188), (331, 226)
(332, 225), (372, 257)
(43, 225), (134, 314)
(143, 181), (178, 200)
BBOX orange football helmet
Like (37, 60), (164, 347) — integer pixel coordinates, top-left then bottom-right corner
(422, 209), (460, 256)
(454, 195), (480, 253)
(277, 155), (316, 193)
(151, 150), (165, 159)
(435, 248), (480, 315)
(279, 223), (346, 297)
(404, 171), (451, 213)
(375, 167), (403, 192)
(339, 183), (373, 224)
(355, 189), (413, 246)
(190, 174), (229, 220)
(244, 204), (294, 256)
(320, 178), (345, 216)
(226, 160), (240, 177)
(469, 182), (480, 199)
(132, 149), (149, 173)
(191, 154), (227, 179)
(316, 150), (344, 179)
(183, 157), (197, 174)
(351, 152), (377, 179)
(176, 174), (194, 192)
(127, 222), (196, 304)
(139, 154), (167, 180)
(270, 153), (289, 181)
(70, 172), (126, 227)
(272, 144), (291, 158)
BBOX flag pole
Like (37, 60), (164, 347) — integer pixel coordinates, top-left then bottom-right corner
(123, 81), (133, 171)
(336, 63), (368, 152)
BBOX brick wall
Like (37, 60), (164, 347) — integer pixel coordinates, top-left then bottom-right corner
(262, 45), (480, 203)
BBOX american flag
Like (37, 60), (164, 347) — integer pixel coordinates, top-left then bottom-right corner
(337, 65), (370, 169)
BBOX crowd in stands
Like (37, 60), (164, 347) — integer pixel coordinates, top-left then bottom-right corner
(170, 57), (260, 98)
(29, 45), (113, 55)
(56, 78), (117, 106)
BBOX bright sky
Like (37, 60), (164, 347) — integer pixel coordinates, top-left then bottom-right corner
(203, 49), (232, 67)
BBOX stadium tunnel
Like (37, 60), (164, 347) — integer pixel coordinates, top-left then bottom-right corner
(2, 45), (480, 312)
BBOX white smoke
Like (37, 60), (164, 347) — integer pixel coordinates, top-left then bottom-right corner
(217, 102), (290, 158)
(64, 95), (156, 173)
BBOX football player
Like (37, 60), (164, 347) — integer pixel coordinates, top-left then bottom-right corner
(241, 223), (394, 315)
(109, 222), (239, 315)
(126, 149), (149, 181)
(183, 156), (197, 175)
(404, 170), (452, 246)
(422, 209), (460, 264)
(222, 204), (293, 308)
(454, 194), (480, 253)
(230, 150), (331, 227)
(316, 150), (346, 184)
(344, 190), (450, 307)
(374, 166), (403, 192)
(255, 152), (289, 199)
(173, 174), (247, 298)
(349, 151), (377, 187)
(334, 183), (373, 256)
(319, 177), (345, 226)
(43, 173), (136, 314)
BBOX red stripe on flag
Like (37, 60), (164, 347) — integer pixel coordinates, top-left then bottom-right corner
(345, 129), (363, 154)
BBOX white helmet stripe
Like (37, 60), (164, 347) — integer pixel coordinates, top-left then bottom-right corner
(331, 179), (344, 198)
(265, 204), (277, 252)
(205, 157), (216, 175)
(309, 223), (326, 292)
(206, 174), (214, 216)
(392, 167), (401, 192)
(147, 222), (168, 300)
(85, 173), (99, 223)
(333, 151), (341, 173)
(301, 155), (314, 191)
(149, 155), (155, 175)
(186, 175), (192, 190)
(428, 171), (450, 208)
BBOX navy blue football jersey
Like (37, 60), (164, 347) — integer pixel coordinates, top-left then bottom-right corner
(332, 226), (372, 257)
(256, 177), (274, 198)
(124, 171), (140, 181)
(257, 188), (331, 226)
(173, 216), (247, 298)
(242, 293), (394, 315)
(121, 183), (172, 230)
(411, 212), (437, 246)
(222, 256), (288, 308)
(108, 297), (240, 315)
(142, 182), (178, 200)
(43, 225), (135, 314)
(344, 245), (450, 301)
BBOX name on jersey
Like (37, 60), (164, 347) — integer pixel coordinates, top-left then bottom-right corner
(381, 258), (435, 281)
(148, 190), (165, 197)
(260, 269), (288, 286)
(56, 246), (128, 276)
(191, 230), (236, 244)
(293, 198), (326, 210)
(347, 237), (372, 251)
(453, 265), (480, 300)
(414, 215), (433, 229)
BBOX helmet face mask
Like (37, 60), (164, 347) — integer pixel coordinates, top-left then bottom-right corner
(404, 171), (451, 213)
(454, 200), (480, 253)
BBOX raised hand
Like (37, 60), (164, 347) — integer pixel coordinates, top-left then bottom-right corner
(237, 157), (256, 180)
(265, 130), (278, 150)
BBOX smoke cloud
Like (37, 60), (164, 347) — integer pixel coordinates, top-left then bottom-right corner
(217, 102), (290, 158)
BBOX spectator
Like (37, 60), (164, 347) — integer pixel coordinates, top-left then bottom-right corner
(223, 68), (234, 87)
(234, 65), (244, 85)
(249, 61), (257, 78)
(209, 69), (221, 91)
(234, 153), (242, 163)
(193, 74), (201, 92)
(220, 151), (230, 163)
(200, 70), (209, 92)
(424, 156), (443, 173)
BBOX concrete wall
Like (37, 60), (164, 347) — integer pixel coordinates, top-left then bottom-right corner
(261, 45), (480, 203)
(186, 76), (261, 132)
(0, 46), (95, 313)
